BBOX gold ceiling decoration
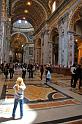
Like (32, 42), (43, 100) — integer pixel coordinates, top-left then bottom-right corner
(26, 0), (32, 6)
(10, 33), (27, 52)
(11, 0), (51, 30)
(9, 0), (64, 52)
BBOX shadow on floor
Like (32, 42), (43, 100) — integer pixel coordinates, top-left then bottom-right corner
(0, 117), (21, 122)
(0, 84), (6, 99)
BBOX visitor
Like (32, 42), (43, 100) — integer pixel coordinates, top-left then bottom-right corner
(12, 77), (26, 119)
(70, 64), (77, 88)
(46, 70), (51, 83)
(40, 65), (44, 80)
(4, 64), (9, 81)
(22, 67), (26, 79)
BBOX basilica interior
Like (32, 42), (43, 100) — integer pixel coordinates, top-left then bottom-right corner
(0, 0), (82, 124)
(0, 0), (82, 66)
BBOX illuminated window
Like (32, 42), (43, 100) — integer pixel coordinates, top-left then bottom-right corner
(52, 1), (56, 13)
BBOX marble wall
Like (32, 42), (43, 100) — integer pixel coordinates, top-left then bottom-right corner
(23, 43), (34, 65)
(0, 0), (10, 64)
(34, 0), (82, 67)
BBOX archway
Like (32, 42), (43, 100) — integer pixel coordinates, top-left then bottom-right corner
(73, 9), (82, 64)
(10, 33), (28, 63)
(35, 38), (41, 65)
(50, 28), (59, 65)
(68, 4), (82, 65)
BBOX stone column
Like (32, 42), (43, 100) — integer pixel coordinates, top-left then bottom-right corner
(58, 28), (62, 67)
(67, 32), (74, 67)
(59, 26), (68, 67)
(48, 40), (52, 64)
(23, 45), (29, 64)
(0, 0), (11, 63)
(0, 0), (3, 63)
(41, 33), (43, 65)
(0, 0), (1, 23)
(41, 28), (52, 65)
(0, 21), (5, 63)
(58, 14), (68, 67)
(43, 29), (49, 65)
(0, 0), (7, 63)
(5, 18), (11, 62)
(34, 39), (38, 64)
(0, 30), (3, 64)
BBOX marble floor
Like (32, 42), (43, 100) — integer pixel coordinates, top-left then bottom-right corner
(0, 69), (82, 124)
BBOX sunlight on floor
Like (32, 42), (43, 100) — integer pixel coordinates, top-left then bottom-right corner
(0, 98), (37, 124)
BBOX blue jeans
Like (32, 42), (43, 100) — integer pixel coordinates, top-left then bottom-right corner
(12, 98), (24, 117)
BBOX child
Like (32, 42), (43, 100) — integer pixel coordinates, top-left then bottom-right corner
(12, 77), (26, 119)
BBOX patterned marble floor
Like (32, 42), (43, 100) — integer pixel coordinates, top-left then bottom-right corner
(6, 83), (80, 110)
(0, 69), (82, 124)
(51, 73), (82, 95)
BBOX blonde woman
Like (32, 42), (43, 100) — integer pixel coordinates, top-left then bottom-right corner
(12, 77), (26, 119)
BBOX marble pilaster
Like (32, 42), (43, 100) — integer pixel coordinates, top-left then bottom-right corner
(48, 40), (52, 65)
(41, 28), (52, 65)
(34, 39), (40, 64)
(0, 0), (11, 63)
(23, 43), (34, 65)
(43, 29), (49, 65)
(41, 32), (44, 65)
(67, 32), (74, 67)
(0, 0), (7, 63)
(58, 14), (68, 67)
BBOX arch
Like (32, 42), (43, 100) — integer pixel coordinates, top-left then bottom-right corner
(11, 0), (48, 30)
(10, 32), (29, 63)
(10, 32), (28, 52)
(12, 15), (36, 28)
(12, 0), (48, 19)
(11, 32), (28, 43)
(50, 27), (58, 41)
(35, 38), (41, 64)
(68, 2), (82, 31)
(36, 38), (41, 48)
(50, 27), (59, 65)
(68, 2), (82, 64)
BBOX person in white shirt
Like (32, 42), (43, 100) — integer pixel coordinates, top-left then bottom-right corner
(70, 64), (76, 87)
(12, 77), (26, 119)
(46, 70), (51, 83)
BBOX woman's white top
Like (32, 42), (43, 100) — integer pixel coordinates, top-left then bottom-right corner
(13, 83), (26, 99)
(70, 67), (76, 74)
(47, 70), (51, 79)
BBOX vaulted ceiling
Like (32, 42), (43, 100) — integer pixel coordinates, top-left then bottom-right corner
(10, 0), (63, 52)
(11, 0), (52, 30)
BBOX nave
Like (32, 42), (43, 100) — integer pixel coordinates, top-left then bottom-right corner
(0, 69), (82, 124)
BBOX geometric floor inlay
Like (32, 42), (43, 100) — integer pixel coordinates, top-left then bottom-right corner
(6, 83), (80, 110)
